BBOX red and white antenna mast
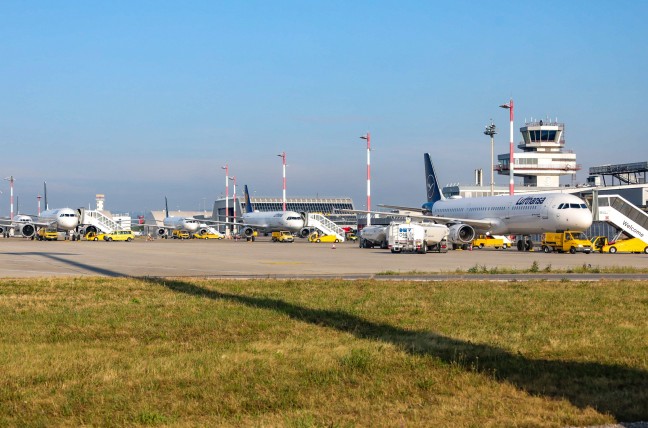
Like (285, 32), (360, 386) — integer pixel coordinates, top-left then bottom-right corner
(500, 99), (515, 195)
(277, 152), (286, 211)
(360, 133), (371, 226)
(4, 176), (14, 221)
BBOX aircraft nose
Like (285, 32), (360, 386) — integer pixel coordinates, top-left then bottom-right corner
(578, 211), (593, 230)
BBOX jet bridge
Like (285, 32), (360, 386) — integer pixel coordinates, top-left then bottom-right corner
(594, 194), (648, 245)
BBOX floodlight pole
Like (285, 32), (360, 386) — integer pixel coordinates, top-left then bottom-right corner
(4, 176), (14, 221)
(277, 152), (286, 211)
(483, 121), (497, 196)
(229, 176), (237, 233)
(222, 165), (229, 237)
(37, 195), (42, 216)
(360, 133), (371, 226)
(499, 99), (515, 195)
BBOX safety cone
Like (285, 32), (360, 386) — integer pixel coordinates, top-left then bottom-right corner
(331, 244), (336, 249)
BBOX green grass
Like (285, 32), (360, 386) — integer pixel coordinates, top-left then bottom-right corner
(378, 262), (648, 275)
(1, 277), (647, 426)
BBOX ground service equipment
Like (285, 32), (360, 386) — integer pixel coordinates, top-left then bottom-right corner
(473, 235), (510, 249)
(541, 231), (592, 254)
(272, 231), (294, 243)
(601, 237), (648, 254)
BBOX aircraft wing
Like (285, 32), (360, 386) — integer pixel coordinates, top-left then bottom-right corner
(377, 204), (425, 214)
(0, 217), (55, 228)
(336, 209), (495, 229)
(199, 219), (266, 229)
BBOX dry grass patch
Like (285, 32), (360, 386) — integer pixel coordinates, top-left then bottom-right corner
(0, 277), (646, 426)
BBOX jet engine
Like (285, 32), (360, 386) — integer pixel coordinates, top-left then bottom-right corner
(18, 223), (36, 238)
(156, 228), (167, 238)
(83, 225), (98, 236)
(198, 228), (209, 236)
(242, 227), (255, 238)
(299, 227), (311, 238)
(447, 223), (475, 244)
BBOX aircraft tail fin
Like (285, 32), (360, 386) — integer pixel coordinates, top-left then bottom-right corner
(244, 185), (253, 213)
(164, 196), (169, 218)
(424, 153), (444, 204)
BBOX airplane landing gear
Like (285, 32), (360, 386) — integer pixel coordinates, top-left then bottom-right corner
(517, 237), (533, 251)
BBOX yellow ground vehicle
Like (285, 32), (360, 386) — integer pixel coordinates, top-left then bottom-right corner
(309, 233), (341, 243)
(85, 231), (108, 241)
(541, 231), (592, 254)
(194, 232), (224, 239)
(472, 235), (509, 249)
(104, 230), (135, 242)
(345, 232), (358, 242)
(602, 238), (648, 254)
(36, 229), (59, 241)
(271, 231), (294, 243)
(590, 236), (608, 252)
(172, 230), (190, 239)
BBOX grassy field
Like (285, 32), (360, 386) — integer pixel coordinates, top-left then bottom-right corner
(0, 277), (647, 427)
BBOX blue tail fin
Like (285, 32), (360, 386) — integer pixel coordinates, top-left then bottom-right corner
(244, 185), (253, 213)
(424, 153), (444, 204)
(164, 196), (169, 218)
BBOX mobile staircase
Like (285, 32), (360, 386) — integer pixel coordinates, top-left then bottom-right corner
(595, 194), (648, 245)
(80, 209), (124, 234)
(306, 213), (346, 242)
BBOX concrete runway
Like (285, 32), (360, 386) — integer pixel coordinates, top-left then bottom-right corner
(0, 237), (647, 279)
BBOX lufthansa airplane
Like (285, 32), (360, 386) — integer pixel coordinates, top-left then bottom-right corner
(379, 153), (593, 251)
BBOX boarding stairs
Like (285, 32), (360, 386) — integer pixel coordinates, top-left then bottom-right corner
(80, 209), (124, 234)
(307, 213), (346, 242)
(595, 194), (648, 245)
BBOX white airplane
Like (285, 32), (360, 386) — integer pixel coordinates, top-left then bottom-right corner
(378, 153), (593, 251)
(210, 185), (308, 240)
(0, 183), (81, 239)
(0, 208), (80, 239)
(142, 197), (201, 238)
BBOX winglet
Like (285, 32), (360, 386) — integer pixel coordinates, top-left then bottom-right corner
(424, 153), (444, 204)
(244, 185), (253, 213)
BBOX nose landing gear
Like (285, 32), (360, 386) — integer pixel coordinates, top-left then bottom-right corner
(517, 237), (533, 251)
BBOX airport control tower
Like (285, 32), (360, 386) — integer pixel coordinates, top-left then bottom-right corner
(496, 119), (580, 187)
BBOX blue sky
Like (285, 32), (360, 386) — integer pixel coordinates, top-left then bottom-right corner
(1, 1), (646, 214)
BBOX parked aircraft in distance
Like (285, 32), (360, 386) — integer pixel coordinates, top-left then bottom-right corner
(0, 182), (81, 239)
(140, 197), (201, 238)
(380, 153), (593, 251)
(209, 185), (308, 240)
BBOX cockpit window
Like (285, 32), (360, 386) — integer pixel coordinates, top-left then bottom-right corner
(570, 203), (580, 208)
(580, 204), (587, 209)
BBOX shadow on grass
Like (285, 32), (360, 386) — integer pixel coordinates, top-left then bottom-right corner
(152, 278), (647, 422)
(11, 252), (647, 421)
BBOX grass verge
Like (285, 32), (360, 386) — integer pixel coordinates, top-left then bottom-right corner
(1, 277), (647, 426)
(378, 262), (648, 275)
